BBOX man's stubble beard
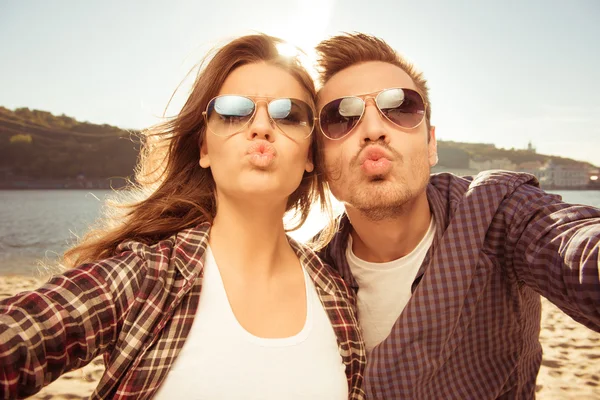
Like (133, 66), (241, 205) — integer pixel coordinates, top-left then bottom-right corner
(348, 178), (413, 221)
(326, 154), (430, 222)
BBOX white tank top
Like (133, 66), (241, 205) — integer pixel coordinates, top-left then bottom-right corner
(154, 246), (348, 399)
(347, 216), (436, 351)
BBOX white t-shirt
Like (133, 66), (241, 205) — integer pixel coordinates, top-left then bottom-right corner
(347, 217), (436, 351)
(154, 246), (348, 400)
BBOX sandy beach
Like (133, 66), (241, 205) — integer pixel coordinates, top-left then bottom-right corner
(1, 275), (599, 399)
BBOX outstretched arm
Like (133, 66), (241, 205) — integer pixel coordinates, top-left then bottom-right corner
(0, 252), (145, 399)
(506, 185), (600, 331)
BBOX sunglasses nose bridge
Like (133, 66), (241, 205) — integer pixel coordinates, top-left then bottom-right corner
(358, 95), (389, 142)
(249, 99), (268, 119)
(362, 96), (384, 120)
(362, 96), (380, 117)
(248, 100), (276, 135)
(253, 99), (270, 115)
(362, 95), (377, 106)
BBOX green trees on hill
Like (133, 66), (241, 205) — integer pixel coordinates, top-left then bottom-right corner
(438, 140), (595, 168)
(0, 107), (140, 181)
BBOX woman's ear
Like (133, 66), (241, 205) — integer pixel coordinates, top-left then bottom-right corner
(305, 145), (314, 173)
(199, 137), (210, 168)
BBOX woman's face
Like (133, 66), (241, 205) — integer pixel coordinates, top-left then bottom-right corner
(199, 62), (315, 207)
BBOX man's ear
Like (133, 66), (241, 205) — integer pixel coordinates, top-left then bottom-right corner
(428, 126), (438, 167)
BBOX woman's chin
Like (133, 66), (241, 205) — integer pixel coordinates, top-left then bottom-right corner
(242, 174), (299, 194)
(214, 171), (302, 204)
(237, 184), (293, 200)
(218, 181), (293, 204)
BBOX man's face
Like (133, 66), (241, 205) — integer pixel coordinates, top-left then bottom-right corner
(317, 61), (437, 220)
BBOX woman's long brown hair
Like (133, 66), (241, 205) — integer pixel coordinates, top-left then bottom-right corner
(63, 34), (334, 267)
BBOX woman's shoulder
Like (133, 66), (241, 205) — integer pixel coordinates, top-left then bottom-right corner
(53, 223), (211, 291)
(112, 222), (211, 280)
(288, 237), (353, 298)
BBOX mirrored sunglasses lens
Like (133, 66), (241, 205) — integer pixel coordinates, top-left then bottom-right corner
(206, 95), (255, 136)
(320, 97), (363, 139)
(269, 98), (292, 119)
(270, 98), (314, 138)
(377, 88), (425, 129)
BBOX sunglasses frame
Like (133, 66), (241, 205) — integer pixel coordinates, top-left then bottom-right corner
(202, 94), (317, 139)
(317, 87), (428, 141)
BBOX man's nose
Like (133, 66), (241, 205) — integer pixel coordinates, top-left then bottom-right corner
(358, 98), (388, 143)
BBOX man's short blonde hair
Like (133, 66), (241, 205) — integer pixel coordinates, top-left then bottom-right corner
(316, 33), (432, 131)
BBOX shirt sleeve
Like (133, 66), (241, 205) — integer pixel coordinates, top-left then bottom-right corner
(320, 262), (366, 400)
(506, 183), (600, 331)
(0, 251), (146, 399)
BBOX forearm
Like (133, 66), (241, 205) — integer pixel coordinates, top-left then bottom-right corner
(509, 189), (600, 330)
(0, 262), (130, 398)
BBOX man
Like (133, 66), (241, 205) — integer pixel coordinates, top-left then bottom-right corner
(314, 33), (600, 399)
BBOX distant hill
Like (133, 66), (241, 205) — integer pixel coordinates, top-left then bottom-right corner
(0, 107), (140, 188)
(437, 140), (597, 169)
(0, 107), (596, 189)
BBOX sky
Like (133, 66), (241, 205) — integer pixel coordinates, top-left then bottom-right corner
(1, 0), (599, 165)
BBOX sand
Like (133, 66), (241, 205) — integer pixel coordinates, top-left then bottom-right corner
(1, 275), (599, 399)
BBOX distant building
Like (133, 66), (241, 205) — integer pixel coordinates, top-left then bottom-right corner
(431, 165), (479, 176)
(469, 157), (516, 172)
(537, 160), (589, 188)
(588, 169), (600, 188)
(431, 140), (597, 188)
(516, 161), (545, 181)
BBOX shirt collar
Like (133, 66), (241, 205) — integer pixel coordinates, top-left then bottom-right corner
(325, 182), (451, 290)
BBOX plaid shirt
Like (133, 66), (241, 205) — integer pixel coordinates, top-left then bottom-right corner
(318, 171), (600, 399)
(0, 223), (366, 400)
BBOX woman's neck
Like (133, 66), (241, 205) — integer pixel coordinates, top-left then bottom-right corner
(208, 195), (294, 278)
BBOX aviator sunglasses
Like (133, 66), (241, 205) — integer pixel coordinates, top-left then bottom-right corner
(318, 88), (427, 140)
(203, 95), (316, 139)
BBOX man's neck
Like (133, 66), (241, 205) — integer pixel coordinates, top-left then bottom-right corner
(346, 192), (432, 263)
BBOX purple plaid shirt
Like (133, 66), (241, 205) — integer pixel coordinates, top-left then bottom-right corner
(0, 223), (366, 399)
(318, 171), (600, 399)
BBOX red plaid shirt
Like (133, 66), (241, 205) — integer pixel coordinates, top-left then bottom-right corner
(318, 171), (600, 399)
(0, 223), (366, 399)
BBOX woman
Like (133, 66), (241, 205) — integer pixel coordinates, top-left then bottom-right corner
(0, 34), (365, 399)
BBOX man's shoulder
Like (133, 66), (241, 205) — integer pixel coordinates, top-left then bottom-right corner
(427, 170), (545, 226)
(430, 170), (540, 194)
